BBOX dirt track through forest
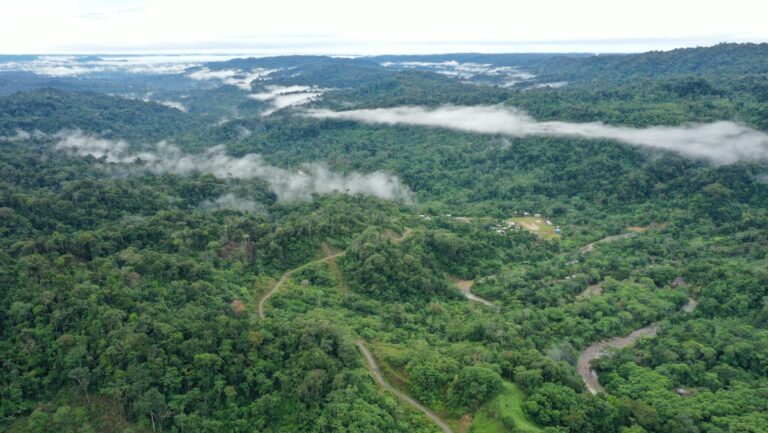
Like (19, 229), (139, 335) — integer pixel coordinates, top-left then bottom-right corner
(257, 251), (346, 320)
(577, 292), (699, 393)
(259, 227), (413, 320)
(455, 280), (495, 307)
(357, 340), (453, 433)
(577, 325), (659, 394)
(580, 232), (638, 254)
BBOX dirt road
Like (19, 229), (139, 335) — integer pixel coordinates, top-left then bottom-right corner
(580, 232), (638, 254)
(257, 227), (411, 319)
(576, 325), (659, 394)
(356, 340), (453, 433)
(257, 251), (345, 320)
(683, 297), (698, 313)
(455, 280), (495, 307)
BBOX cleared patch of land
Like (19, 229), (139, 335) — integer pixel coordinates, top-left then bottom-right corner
(576, 283), (603, 300)
(626, 226), (647, 233)
(509, 217), (560, 240)
(470, 381), (541, 433)
(257, 249), (346, 320)
(683, 297), (698, 313)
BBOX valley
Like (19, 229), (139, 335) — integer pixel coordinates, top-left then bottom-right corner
(1, 43), (768, 433)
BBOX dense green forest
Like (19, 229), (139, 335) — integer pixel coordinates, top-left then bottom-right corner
(1, 44), (767, 433)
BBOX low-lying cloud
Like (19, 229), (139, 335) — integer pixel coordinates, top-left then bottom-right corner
(54, 131), (412, 202)
(187, 67), (278, 90)
(248, 85), (329, 115)
(380, 61), (536, 87)
(200, 193), (266, 213)
(0, 54), (240, 77)
(0, 129), (48, 142)
(307, 105), (768, 164)
(156, 100), (187, 112)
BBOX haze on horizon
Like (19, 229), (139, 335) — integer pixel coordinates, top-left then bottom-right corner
(1, 0), (767, 55)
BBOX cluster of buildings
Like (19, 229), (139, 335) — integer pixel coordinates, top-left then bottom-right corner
(493, 219), (521, 235)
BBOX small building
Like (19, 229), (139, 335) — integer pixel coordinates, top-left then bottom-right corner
(554, 227), (562, 235)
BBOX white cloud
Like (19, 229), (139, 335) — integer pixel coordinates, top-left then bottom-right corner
(156, 100), (187, 112)
(382, 60), (536, 83)
(0, 129), (48, 141)
(0, 54), (243, 76)
(2, 1), (767, 54)
(200, 193), (266, 213)
(524, 81), (568, 89)
(54, 131), (413, 202)
(307, 105), (768, 164)
(187, 67), (278, 90)
(248, 85), (314, 100)
(248, 85), (329, 115)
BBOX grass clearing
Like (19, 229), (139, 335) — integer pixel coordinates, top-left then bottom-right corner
(470, 381), (541, 433)
(509, 217), (561, 240)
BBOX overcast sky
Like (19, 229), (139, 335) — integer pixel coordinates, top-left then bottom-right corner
(1, 0), (767, 54)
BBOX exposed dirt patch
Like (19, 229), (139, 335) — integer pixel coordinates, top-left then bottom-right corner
(520, 221), (540, 231)
(456, 279), (474, 291)
(384, 227), (413, 242)
(321, 241), (341, 258)
(231, 300), (246, 315)
(683, 298), (698, 313)
(453, 279), (495, 307)
(577, 284), (603, 300)
(457, 414), (474, 433)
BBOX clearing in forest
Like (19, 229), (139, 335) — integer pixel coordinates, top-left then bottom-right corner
(369, 343), (538, 433)
(466, 381), (541, 433)
(576, 283), (604, 300)
(509, 217), (561, 240)
(384, 227), (413, 242)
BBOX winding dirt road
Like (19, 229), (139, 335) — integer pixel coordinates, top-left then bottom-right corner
(257, 227), (413, 319)
(577, 325), (659, 394)
(580, 232), (638, 254)
(356, 340), (453, 433)
(577, 295), (698, 393)
(455, 280), (495, 307)
(257, 251), (345, 320)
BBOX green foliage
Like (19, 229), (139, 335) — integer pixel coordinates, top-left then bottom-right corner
(340, 228), (451, 301)
(0, 89), (198, 141)
(449, 366), (503, 409)
(2, 44), (768, 433)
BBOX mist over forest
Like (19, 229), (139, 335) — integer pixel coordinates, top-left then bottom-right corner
(2, 41), (768, 433)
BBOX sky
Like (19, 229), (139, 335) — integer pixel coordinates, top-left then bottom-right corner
(1, 0), (767, 54)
